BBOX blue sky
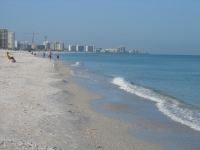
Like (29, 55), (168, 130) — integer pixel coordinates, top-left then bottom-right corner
(0, 0), (200, 54)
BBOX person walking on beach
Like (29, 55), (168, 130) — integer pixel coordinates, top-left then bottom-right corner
(56, 53), (59, 61)
(48, 51), (52, 61)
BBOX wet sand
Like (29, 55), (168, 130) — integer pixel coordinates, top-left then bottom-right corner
(0, 50), (164, 149)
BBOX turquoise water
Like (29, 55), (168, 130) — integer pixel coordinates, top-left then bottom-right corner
(56, 53), (200, 149)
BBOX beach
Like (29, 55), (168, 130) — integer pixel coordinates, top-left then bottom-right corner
(0, 50), (163, 150)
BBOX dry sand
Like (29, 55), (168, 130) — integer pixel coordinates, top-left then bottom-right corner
(0, 50), (164, 150)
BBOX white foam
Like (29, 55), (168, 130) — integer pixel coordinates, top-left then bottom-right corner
(111, 77), (200, 131)
(71, 62), (82, 67)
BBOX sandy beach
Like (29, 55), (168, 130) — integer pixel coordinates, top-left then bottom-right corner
(0, 50), (164, 150)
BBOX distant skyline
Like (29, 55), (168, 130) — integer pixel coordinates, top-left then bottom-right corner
(0, 0), (200, 55)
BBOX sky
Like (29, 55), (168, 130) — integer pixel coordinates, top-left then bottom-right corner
(0, 0), (200, 55)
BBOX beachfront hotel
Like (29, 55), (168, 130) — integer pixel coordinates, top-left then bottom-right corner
(49, 41), (64, 51)
(8, 31), (15, 49)
(18, 41), (28, 50)
(68, 45), (76, 52)
(43, 41), (50, 50)
(68, 45), (85, 52)
(0, 29), (8, 48)
(86, 45), (95, 52)
(0, 29), (15, 50)
(117, 45), (125, 53)
(76, 45), (84, 52)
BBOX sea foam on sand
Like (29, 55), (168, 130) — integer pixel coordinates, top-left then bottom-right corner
(0, 50), (163, 150)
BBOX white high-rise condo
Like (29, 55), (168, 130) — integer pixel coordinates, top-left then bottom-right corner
(8, 31), (15, 49)
(76, 45), (84, 52)
(0, 29), (15, 49)
(0, 29), (8, 48)
(68, 45), (76, 52)
(86, 45), (95, 52)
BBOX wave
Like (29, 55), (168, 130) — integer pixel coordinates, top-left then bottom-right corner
(111, 77), (200, 131)
(71, 62), (82, 67)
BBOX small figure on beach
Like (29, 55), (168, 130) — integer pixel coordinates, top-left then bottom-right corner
(34, 52), (36, 56)
(56, 53), (59, 61)
(48, 51), (52, 61)
(6, 52), (16, 62)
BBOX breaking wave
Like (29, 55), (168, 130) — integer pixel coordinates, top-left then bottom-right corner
(111, 77), (200, 131)
(71, 62), (82, 67)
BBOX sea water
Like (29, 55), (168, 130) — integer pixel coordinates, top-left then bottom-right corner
(57, 53), (200, 150)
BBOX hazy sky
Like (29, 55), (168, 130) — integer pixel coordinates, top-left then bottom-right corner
(0, 0), (200, 54)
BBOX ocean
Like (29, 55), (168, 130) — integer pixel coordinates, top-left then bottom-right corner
(56, 53), (200, 150)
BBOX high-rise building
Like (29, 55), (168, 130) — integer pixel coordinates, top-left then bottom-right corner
(45, 41), (64, 50)
(76, 45), (84, 52)
(50, 42), (56, 50)
(60, 42), (64, 50)
(8, 31), (15, 49)
(105, 48), (117, 53)
(94, 48), (102, 53)
(86, 45), (95, 52)
(43, 41), (50, 50)
(15, 41), (20, 49)
(68, 45), (76, 52)
(19, 41), (28, 50)
(0, 29), (15, 49)
(49, 42), (64, 50)
(0, 29), (8, 48)
(56, 42), (64, 51)
(117, 45), (125, 53)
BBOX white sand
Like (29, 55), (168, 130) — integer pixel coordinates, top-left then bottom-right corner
(0, 50), (164, 150)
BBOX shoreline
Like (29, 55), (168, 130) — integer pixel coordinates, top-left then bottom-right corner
(0, 50), (163, 149)
(49, 52), (164, 149)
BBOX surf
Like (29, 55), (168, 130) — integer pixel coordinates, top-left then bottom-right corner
(111, 77), (200, 131)
(71, 62), (82, 67)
